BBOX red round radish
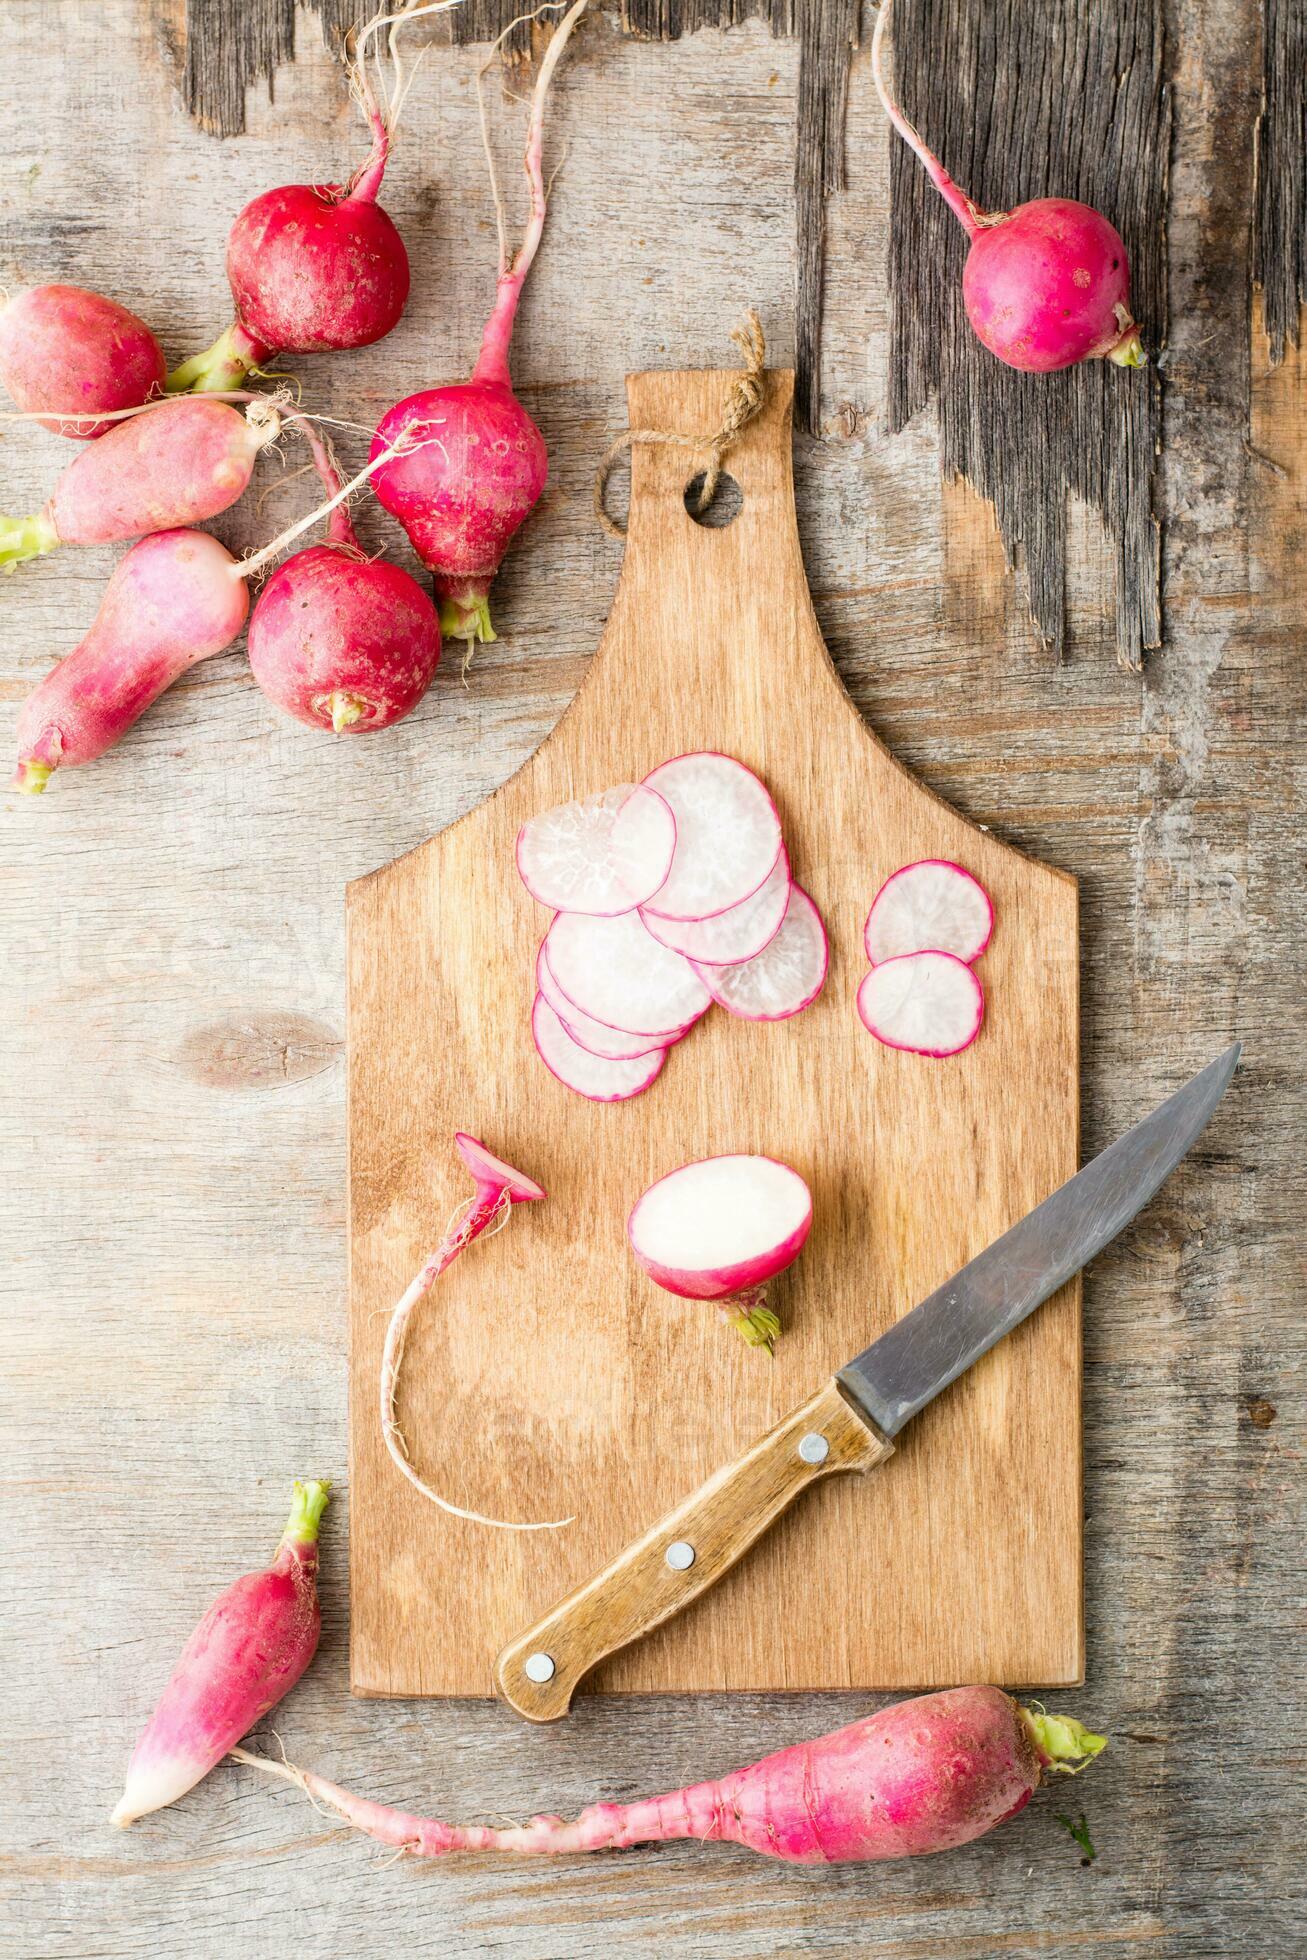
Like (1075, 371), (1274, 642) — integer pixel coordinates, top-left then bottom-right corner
(537, 945), (670, 1061)
(641, 752), (783, 922)
(517, 784), (677, 916)
(641, 848), (791, 965)
(0, 285), (165, 439)
(694, 884), (827, 1021)
(856, 950), (984, 1057)
(532, 994), (667, 1101)
(864, 859), (993, 966)
(546, 909), (712, 1038)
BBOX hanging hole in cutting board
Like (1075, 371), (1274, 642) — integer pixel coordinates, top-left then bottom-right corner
(684, 471), (743, 529)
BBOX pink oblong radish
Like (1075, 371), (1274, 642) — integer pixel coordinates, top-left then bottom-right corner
(857, 950), (984, 1057)
(628, 1154), (812, 1349)
(642, 752), (783, 922)
(641, 848), (791, 966)
(532, 995), (667, 1101)
(546, 909), (711, 1038)
(536, 945), (671, 1061)
(864, 859), (993, 966)
(694, 884), (828, 1021)
(0, 285), (166, 439)
(517, 785), (676, 916)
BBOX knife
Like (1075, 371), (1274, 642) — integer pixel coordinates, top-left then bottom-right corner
(495, 1042), (1240, 1721)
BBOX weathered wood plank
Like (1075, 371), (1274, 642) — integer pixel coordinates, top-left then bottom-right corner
(1252, 0), (1307, 361)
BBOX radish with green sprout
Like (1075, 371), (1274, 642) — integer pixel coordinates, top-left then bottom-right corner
(234, 1686), (1107, 1861)
(370, 0), (589, 650)
(872, 0), (1145, 373)
(112, 1481), (329, 1827)
(628, 1153), (812, 1349)
(0, 285), (165, 438)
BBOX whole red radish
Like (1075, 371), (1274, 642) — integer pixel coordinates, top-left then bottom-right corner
(0, 285), (165, 438)
(872, 0), (1145, 373)
(235, 1685), (1107, 1862)
(113, 1480), (329, 1827)
(370, 0), (588, 650)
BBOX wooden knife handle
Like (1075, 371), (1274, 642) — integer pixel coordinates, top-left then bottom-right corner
(494, 1378), (892, 1721)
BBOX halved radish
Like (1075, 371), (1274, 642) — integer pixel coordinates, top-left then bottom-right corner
(694, 884), (828, 1021)
(532, 995), (667, 1101)
(627, 1153), (813, 1349)
(516, 784), (676, 916)
(640, 849), (791, 966)
(642, 752), (783, 922)
(536, 944), (670, 1062)
(856, 951), (984, 1057)
(546, 909), (712, 1037)
(864, 860), (994, 966)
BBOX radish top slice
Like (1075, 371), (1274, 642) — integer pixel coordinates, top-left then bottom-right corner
(694, 884), (828, 1021)
(532, 994), (667, 1102)
(641, 752), (783, 922)
(640, 849), (791, 966)
(453, 1133), (546, 1203)
(546, 909), (713, 1036)
(864, 859), (993, 966)
(536, 944), (671, 1061)
(516, 784), (676, 916)
(856, 950), (984, 1058)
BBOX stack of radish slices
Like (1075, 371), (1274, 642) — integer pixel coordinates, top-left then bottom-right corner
(856, 860), (993, 1058)
(518, 753), (828, 1101)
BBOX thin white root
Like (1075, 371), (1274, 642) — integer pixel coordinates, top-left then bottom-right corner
(350, 0), (457, 140)
(238, 427), (429, 578)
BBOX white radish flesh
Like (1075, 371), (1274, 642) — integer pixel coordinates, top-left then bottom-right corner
(695, 884), (828, 1021)
(856, 951), (984, 1057)
(516, 784), (676, 916)
(640, 849), (791, 966)
(864, 860), (993, 965)
(532, 994), (668, 1100)
(536, 945), (671, 1061)
(546, 909), (712, 1037)
(642, 752), (783, 922)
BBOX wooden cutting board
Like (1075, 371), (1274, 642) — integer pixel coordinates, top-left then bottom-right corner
(346, 367), (1081, 1699)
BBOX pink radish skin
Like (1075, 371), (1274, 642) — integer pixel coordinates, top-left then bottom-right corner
(532, 993), (668, 1102)
(641, 848), (791, 966)
(872, 1), (1145, 373)
(694, 884), (828, 1021)
(0, 285), (165, 438)
(517, 784), (677, 917)
(233, 1686), (1107, 1862)
(857, 950), (984, 1058)
(112, 1480), (329, 1827)
(536, 945), (671, 1061)
(864, 859), (993, 967)
(641, 752), (784, 923)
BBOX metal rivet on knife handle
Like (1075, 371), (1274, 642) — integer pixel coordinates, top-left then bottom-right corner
(664, 1540), (696, 1570)
(798, 1432), (830, 1463)
(523, 1652), (556, 1683)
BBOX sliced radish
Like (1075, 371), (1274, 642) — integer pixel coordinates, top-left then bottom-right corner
(856, 951), (984, 1057)
(694, 884), (828, 1021)
(864, 859), (993, 966)
(640, 850), (791, 966)
(516, 784), (676, 917)
(536, 944), (671, 1062)
(546, 909), (712, 1037)
(641, 752), (783, 922)
(532, 994), (667, 1101)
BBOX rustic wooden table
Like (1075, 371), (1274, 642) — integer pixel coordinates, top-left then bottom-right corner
(2, 4), (1302, 1955)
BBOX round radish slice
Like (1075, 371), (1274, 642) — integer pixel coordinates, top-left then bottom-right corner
(532, 994), (667, 1101)
(536, 944), (671, 1062)
(516, 784), (676, 916)
(856, 951), (984, 1057)
(641, 752), (783, 922)
(546, 909), (712, 1037)
(694, 884), (828, 1021)
(640, 850), (791, 966)
(864, 859), (993, 966)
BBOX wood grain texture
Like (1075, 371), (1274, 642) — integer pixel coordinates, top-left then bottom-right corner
(1, 3), (1302, 1955)
(346, 365), (1083, 1699)
(885, 0), (1168, 666)
(1252, 0), (1307, 362)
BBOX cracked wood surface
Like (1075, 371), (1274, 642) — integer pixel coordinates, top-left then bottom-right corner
(0, 2), (1302, 1955)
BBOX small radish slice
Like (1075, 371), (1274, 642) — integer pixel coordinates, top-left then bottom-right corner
(642, 752), (783, 922)
(532, 995), (667, 1101)
(516, 785), (676, 916)
(856, 951), (984, 1057)
(695, 885), (828, 1021)
(536, 945), (671, 1061)
(640, 850), (791, 966)
(864, 859), (994, 965)
(546, 909), (712, 1037)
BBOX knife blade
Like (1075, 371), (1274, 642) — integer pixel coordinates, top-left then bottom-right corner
(495, 1042), (1240, 1721)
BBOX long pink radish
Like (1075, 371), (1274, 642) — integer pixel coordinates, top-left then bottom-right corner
(694, 883), (827, 1020)
(872, 0), (1145, 373)
(628, 1153), (812, 1349)
(536, 944), (670, 1060)
(0, 285), (165, 438)
(517, 784), (677, 915)
(641, 848), (791, 965)
(857, 949), (984, 1057)
(546, 908), (712, 1037)
(112, 1480), (329, 1826)
(532, 993), (668, 1101)
(864, 859), (993, 965)
(233, 1685), (1107, 1862)
(641, 752), (783, 922)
